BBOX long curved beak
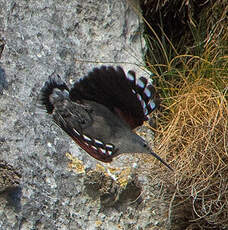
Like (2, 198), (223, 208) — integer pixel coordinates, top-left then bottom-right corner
(149, 151), (173, 171)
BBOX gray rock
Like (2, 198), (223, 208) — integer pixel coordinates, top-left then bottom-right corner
(0, 0), (169, 229)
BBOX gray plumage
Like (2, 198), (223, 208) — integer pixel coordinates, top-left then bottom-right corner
(38, 67), (172, 170)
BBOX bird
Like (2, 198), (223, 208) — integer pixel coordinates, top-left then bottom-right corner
(38, 66), (172, 170)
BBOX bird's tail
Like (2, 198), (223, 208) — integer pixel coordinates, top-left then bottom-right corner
(37, 74), (69, 114)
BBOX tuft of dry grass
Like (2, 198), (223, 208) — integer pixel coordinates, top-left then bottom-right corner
(139, 28), (227, 229)
(151, 55), (228, 228)
(130, 1), (227, 228)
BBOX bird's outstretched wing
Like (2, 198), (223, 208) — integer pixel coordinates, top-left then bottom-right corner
(38, 67), (172, 169)
(70, 66), (160, 129)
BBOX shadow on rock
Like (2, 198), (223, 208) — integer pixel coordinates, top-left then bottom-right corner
(0, 160), (22, 211)
(84, 169), (142, 209)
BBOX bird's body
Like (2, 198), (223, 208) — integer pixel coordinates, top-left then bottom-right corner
(38, 66), (172, 170)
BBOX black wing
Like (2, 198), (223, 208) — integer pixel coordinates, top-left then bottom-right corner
(69, 66), (159, 129)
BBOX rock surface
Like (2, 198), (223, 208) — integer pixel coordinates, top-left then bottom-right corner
(0, 0), (170, 229)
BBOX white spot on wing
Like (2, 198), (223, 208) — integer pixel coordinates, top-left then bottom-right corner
(106, 144), (113, 150)
(149, 100), (156, 110)
(144, 108), (148, 115)
(137, 78), (145, 88)
(99, 148), (106, 155)
(91, 145), (97, 151)
(137, 93), (142, 101)
(127, 72), (135, 81)
(141, 100), (146, 109)
(83, 134), (92, 142)
(73, 129), (80, 136)
(94, 139), (103, 146)
(144, 87), (151, 98)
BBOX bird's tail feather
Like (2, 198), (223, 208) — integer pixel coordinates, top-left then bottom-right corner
(37, 74), (69, 114)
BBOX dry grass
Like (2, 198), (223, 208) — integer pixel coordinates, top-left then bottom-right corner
(140, 27), (227, 229)
(130, 1), (227, 228)
(148, 51), (228, 228)
(158, 81), (227, 228)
